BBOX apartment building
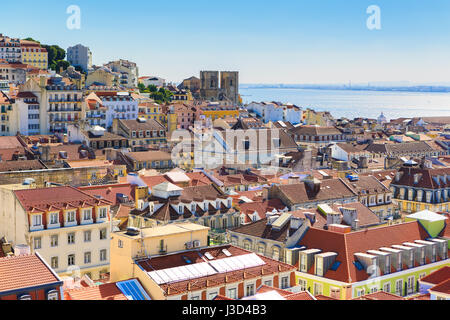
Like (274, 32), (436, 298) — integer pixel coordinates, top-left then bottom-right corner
(0, 186), (113, 280)
(95, 91), (138, 128)
(46, 76), (83, 133)
(20, 40), (48, 70)
(294, 218), (449, 300)
(342, 175), (395, 218)
(247, 102), (304, 125)
(67, 44), (92, 72)
(127, 181), (239, 230)
(289, 125), (346, 147)
(0, 34), (21, 63)
(110, 223), (295, 300)
(111, 118), (166, 150)
(390, 161), (450, 213)
(104, 59), (139, 88)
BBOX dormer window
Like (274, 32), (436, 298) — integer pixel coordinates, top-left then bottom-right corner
(204, 202), (208, 211)
(227, 199), (232, 208)
(67, 211), (76, 223)
(49, 212), (59, 225)
(216, 200), (220, 209)
(191, 203), (196, 212)
(98, 207), (107, 219)
(132, 131), (136, 138)
(32, 214), (42, 227)
(178, 205), (183, 214)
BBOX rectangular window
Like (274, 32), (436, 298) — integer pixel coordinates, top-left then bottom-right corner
(99, 207), (107, 219)
(67, 211), (75, 222)
(245, 284), (255, 296)
(51, 235), (58, 247)
(383, 282), (391, 293)
(34, 237), (42, 249)
(395, 280), (403, 296)
(68, 254), (75, 266)
(32, 214), (42, 226)
(50, 212), (58, 225)
(84, 252), (91, 264)
(51, 256), (58, 269)
(83, 209), (92, 221)
(100, 249), (107, 261)
(298, 279), (307, 291)
(281, 276), (289, 289)
(100, 228), (107, 240)
(118, 239), (123, 248)
(264, 280), (273, 287)
(228, 288), (237, 299)
(356, 288), (365, 297)
(313, 283), (323, 295)
(68, 233), (75, 244)
(84, 230), (91, 242)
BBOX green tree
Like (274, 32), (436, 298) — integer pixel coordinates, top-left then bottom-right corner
(148, 84), (158, 93)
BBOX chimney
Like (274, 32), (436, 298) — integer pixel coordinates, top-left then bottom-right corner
(304, 176), (321, 195)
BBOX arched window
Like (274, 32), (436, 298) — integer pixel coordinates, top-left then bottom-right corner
(19, 294), (32, 300)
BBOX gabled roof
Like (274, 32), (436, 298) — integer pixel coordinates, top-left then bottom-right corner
(353, 291), (405, 300)
(0, 253), (61, 293)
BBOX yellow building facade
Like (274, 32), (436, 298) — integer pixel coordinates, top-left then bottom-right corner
(110, 223), (209, 283)
(21, 43), (48, 70)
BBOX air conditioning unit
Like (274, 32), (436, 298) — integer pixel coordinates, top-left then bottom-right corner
(185, 241), (193, 249)
(193, 240), (201, 248)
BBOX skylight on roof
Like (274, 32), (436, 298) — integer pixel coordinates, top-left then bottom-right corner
(222, 249), (232, 257)
(353, 261), (364, 271)
(330, 261), (341, 271)
(204, 252), (214, 260)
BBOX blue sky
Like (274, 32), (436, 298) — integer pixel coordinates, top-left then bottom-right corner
(2, 0), (450, 84)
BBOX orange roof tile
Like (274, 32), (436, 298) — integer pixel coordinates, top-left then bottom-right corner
(420, 266), (450, 285)
(65, 282), (127, 300)
(0, 254), (61, 293)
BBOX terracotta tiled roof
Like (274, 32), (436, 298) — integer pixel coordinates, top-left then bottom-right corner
(65, 282), (128, 300)
(429, 278), (450, 295)
(0, 160), (46, 172)
(213, 295), (234, 300)
(239, 199), (286, 220)
(126, 151), (172, 162)
(290, 125), (342, 136)
(14, 186), (112, 212)
(342, 175), (390, 195)
(353, 291), (405, 300)
(0, 253), (61, 293)
(79, 183), (136, 205)
(392, 166), (450, 189)
(253, 285), (314, 300)
(0, 136), (23, 149)
(230, 218), (291, 242)
(314, 294), (339, 300)
(273, 178), (356, 205)
(298, 221), (431, 283)
(419, 266), (450, 285)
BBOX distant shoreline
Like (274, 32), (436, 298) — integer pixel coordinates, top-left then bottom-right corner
(240, 85), (450, 94)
